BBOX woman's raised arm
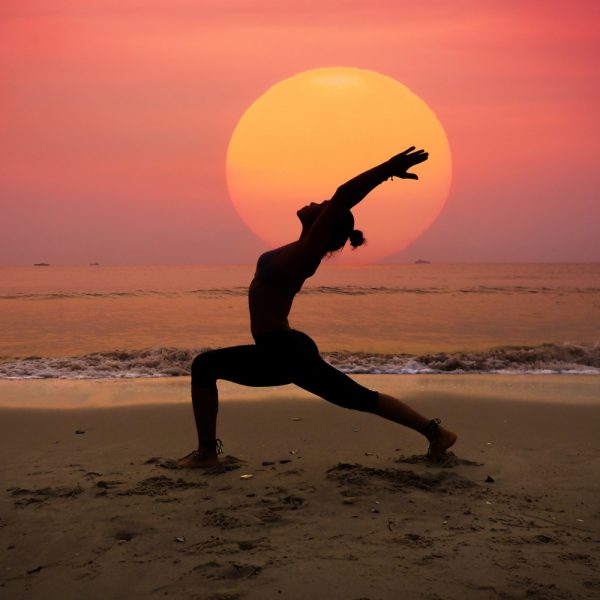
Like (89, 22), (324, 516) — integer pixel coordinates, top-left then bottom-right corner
(330, 147), (429, 211)
(295, 147), (428, 262)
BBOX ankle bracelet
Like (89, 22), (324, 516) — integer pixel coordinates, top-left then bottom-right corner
(423, 418), (441, 440)
(198, 438), (224, 455)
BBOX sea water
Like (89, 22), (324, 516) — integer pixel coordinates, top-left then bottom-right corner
(1, 263), (599, 378)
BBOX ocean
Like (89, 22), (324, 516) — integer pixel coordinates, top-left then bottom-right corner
(1, 263), (599, 379)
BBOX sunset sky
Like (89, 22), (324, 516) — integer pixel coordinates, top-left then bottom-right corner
(1, 0), (599, 265)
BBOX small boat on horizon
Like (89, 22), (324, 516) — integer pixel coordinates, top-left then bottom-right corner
(89, 262), (100, 266)
(414, 258), (431, 264)
(33, 262), (50, 267)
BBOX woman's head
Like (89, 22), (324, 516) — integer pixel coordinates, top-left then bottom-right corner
(297, 201), (366, 253)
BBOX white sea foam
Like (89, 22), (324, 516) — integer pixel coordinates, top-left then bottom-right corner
(1, 343), (599, 380)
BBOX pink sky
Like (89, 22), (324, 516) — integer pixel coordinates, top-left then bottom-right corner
(1, 0), (599, 264)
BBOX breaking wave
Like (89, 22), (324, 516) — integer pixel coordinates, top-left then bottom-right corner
(1, 343), (599, 380)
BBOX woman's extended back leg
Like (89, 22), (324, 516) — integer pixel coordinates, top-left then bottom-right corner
(292, 355), (457, 458)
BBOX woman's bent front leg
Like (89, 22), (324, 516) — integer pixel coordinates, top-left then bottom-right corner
(178, 344), (291, 467)
(177, 383), (221, 467)
(192, 383), (218, 446)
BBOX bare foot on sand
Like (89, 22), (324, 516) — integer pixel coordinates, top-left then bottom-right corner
(177, 449), (220, 468)
(427, 426), (458, 462)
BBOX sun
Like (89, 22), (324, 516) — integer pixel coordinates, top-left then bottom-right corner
(226, 67), (451, 262)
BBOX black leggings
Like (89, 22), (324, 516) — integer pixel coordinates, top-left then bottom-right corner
(191, 329), (379, 413)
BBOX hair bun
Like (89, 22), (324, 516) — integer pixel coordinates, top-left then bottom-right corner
(349, 229), (366, 249)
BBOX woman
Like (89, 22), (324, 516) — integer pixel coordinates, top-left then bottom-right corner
(179, 147), (457, 467)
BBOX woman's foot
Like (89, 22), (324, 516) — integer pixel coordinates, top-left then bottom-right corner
(177, 439), (223, 468)
(177, 448), (219, 468)
(424, 419), (458, 462)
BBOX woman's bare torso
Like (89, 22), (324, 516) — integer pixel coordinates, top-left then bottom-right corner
(248, 244), (318, 338)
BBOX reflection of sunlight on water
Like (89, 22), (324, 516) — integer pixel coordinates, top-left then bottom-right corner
(0, 264), (599, 359)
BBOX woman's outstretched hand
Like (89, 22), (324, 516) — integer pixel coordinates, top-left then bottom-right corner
(387, 147), (429, 180)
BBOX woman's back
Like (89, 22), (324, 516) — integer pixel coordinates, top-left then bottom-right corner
(248, 244), (317, 337)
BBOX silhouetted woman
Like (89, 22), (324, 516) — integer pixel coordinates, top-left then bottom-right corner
(179, 147), (457, 467)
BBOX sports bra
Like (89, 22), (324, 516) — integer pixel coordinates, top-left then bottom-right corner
(253, 248), (303, 294)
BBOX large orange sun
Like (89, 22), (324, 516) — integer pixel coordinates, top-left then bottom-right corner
(226, 67), (452, 262)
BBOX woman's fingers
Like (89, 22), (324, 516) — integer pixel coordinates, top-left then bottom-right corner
(410, 151), (429, 164)
(400, 146), (416, 155)
(389, 148), (429, 176)
(397, 148), (428, 162)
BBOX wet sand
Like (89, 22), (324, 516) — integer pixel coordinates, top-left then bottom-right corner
(1, 376), (599, 599)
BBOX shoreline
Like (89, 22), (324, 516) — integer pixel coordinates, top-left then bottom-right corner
(0, 373), (598, 410)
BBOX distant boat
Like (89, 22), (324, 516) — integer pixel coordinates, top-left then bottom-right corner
(414, 258), (431, 264)
(89, 262), (100, 266)
(33, 262), (50, 267)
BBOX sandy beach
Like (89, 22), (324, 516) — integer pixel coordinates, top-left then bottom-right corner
(1, 375), (599, 599)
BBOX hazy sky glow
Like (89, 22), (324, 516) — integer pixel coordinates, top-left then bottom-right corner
(1, 0), (599, 264)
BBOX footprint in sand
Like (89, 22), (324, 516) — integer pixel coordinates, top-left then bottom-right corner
(9, 485), (84, 506)
(152, 455), (243, 474)
(326, 462), (477, 494)
(202, 509), (245, 530)
(395, 452), (484, 468)
(191, 560), (262, 580)
(119, 475), (207, 497)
